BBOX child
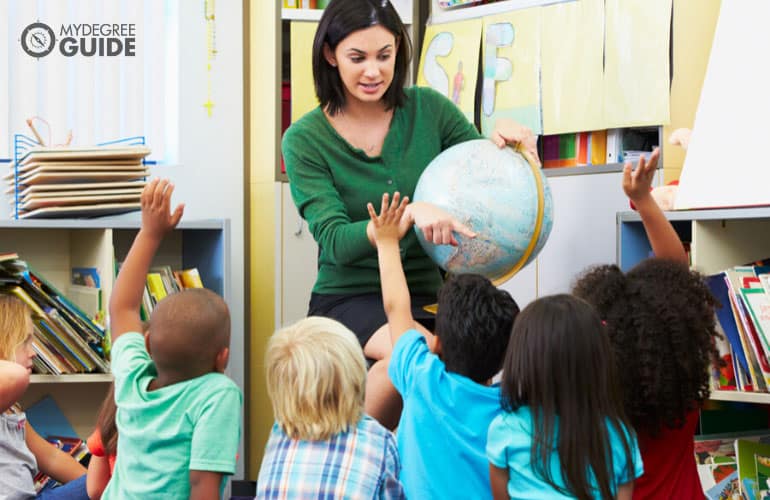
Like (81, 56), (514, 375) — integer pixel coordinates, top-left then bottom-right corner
(85, 384), (116, 500)
(367, 192), (519, 499)
(102, 178), (242, 499)
(256, 316), (403, 499)
(0, 294), (89, 499)
(488, 294), (643, 500)
(572, 147), (721, 499)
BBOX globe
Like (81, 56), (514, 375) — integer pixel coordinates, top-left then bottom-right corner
(413, 139), (553, 284)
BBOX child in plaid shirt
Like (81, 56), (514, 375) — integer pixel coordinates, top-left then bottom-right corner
(257, 317), (404, 499)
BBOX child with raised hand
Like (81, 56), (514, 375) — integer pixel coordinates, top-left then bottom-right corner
(368, 192), (519, 499)
(256, 316), (403, 499)
(103, 178), (242, 499)
(0, 294), (89, 499)
(488, 294), (643, 500)
(572, 147), (721, 499)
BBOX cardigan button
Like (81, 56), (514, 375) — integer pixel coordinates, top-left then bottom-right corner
(387, 179), (393, 185)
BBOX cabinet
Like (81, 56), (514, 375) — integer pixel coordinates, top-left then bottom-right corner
(617, 206), (770, 405)
(0, 217), (229, 438)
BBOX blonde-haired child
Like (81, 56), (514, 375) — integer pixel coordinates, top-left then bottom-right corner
(0, 294), (89, 499)
(257, 316), (404, 499)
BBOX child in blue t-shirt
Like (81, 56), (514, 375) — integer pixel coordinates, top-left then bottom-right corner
(488, 294), (643, 500)
(103, 178), (242, 499)
(367, 192), (520, 499)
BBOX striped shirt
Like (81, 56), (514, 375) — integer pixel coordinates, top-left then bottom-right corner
(257, 415), (403, 499)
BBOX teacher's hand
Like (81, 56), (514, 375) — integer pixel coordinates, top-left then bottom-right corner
(491, 118), (540, 165)
(404, 201), (476, 246)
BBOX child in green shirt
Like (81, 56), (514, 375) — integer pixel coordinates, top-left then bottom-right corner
(103, 178), (242, 499)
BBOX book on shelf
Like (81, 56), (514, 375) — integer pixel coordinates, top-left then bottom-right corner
(707, 259), (770, 395)
(736, 439), (770, 500)
(694, 431), (770, 497)
(0, 255), (108, 374)
(127, 264), (205, 318)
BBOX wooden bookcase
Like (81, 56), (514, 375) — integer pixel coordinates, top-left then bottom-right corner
(0, 217), (229, 438)
(617, 206), (770, 405)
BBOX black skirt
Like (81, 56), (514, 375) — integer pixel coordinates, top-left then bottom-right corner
(308, 292), (437, 348)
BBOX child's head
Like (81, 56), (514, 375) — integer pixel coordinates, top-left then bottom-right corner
(434, 274), (519, 383)
(500, 294), (632, 500)
(0, 295), (34, 370)
(572, 259), (720, 433)
(146, 288), (231, 379)
(265, 316), (366, 441)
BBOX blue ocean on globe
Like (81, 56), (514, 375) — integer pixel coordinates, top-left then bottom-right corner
(413, 139), (554, 282)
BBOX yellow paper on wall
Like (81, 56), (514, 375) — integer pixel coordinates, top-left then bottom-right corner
(290, 21), (319, 123)
(603, 0), (671, 128)
(417, 19), (482, 122)
(480, 9), (542, 136)
(541, 0), (604, 134)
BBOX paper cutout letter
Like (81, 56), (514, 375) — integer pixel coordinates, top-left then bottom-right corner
(482, 23), (514, 117)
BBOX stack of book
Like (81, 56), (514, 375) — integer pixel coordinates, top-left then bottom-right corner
(4, 145), (150, 219)
(541, 131), (608, 168)
(707, 259), (770, 394)
(141, 266), (205, 320)
(695, 432), (770, 500)
(0, 253), (108, 374)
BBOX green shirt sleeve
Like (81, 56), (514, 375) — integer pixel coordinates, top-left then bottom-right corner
(283, 116), (375, 266)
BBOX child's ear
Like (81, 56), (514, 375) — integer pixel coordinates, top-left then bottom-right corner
(214, 347), (229, 373)
(144, 331), (152, 354)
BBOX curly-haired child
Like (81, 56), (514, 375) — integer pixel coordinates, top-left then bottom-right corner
(572, 147), (721, 499)
(257, 316), (403, 499)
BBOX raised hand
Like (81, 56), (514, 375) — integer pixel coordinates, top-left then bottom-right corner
(405, 201), (476, 247)
(367, 192), (409, 244)
(622, 147), (660, 206)
(141, 178), (185, 239)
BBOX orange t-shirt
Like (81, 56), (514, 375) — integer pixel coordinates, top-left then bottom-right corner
(86, 429), (117, 474)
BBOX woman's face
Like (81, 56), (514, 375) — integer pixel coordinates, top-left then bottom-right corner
(325, 24), (397, 108)
(13, 316), (35, 373)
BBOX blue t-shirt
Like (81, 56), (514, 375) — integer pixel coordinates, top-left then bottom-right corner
(389, 329), (503, 499)
(487, 408), (644, 499)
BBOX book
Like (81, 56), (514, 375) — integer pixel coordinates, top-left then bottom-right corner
(756, 454), (770, 500)
(708, 273), (751, 377)
(706, 471), (741, 500)
(736, 439), (770, 499)
(179, 268), (204, 289)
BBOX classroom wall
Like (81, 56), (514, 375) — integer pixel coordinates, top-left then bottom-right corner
(662, 0), (721, 183)
(246, 0), (279, 479)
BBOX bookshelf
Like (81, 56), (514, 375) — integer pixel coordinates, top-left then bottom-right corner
(0, 217), (229, 439)
(617, 206), (770, 405)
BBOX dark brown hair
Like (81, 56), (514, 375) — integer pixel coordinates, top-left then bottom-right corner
(435, 274), (518, 383)
(312, 0), (411, 116)
(95, 384), (117, 456)
(573, 259), (720, 435)
(501, 294), (635, 500)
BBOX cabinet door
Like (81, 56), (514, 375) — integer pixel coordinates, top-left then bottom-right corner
(537, 171), (629, 296)
(281, 182), (318, 327)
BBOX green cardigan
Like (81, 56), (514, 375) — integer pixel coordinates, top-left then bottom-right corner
(282, 86), (481, 295)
